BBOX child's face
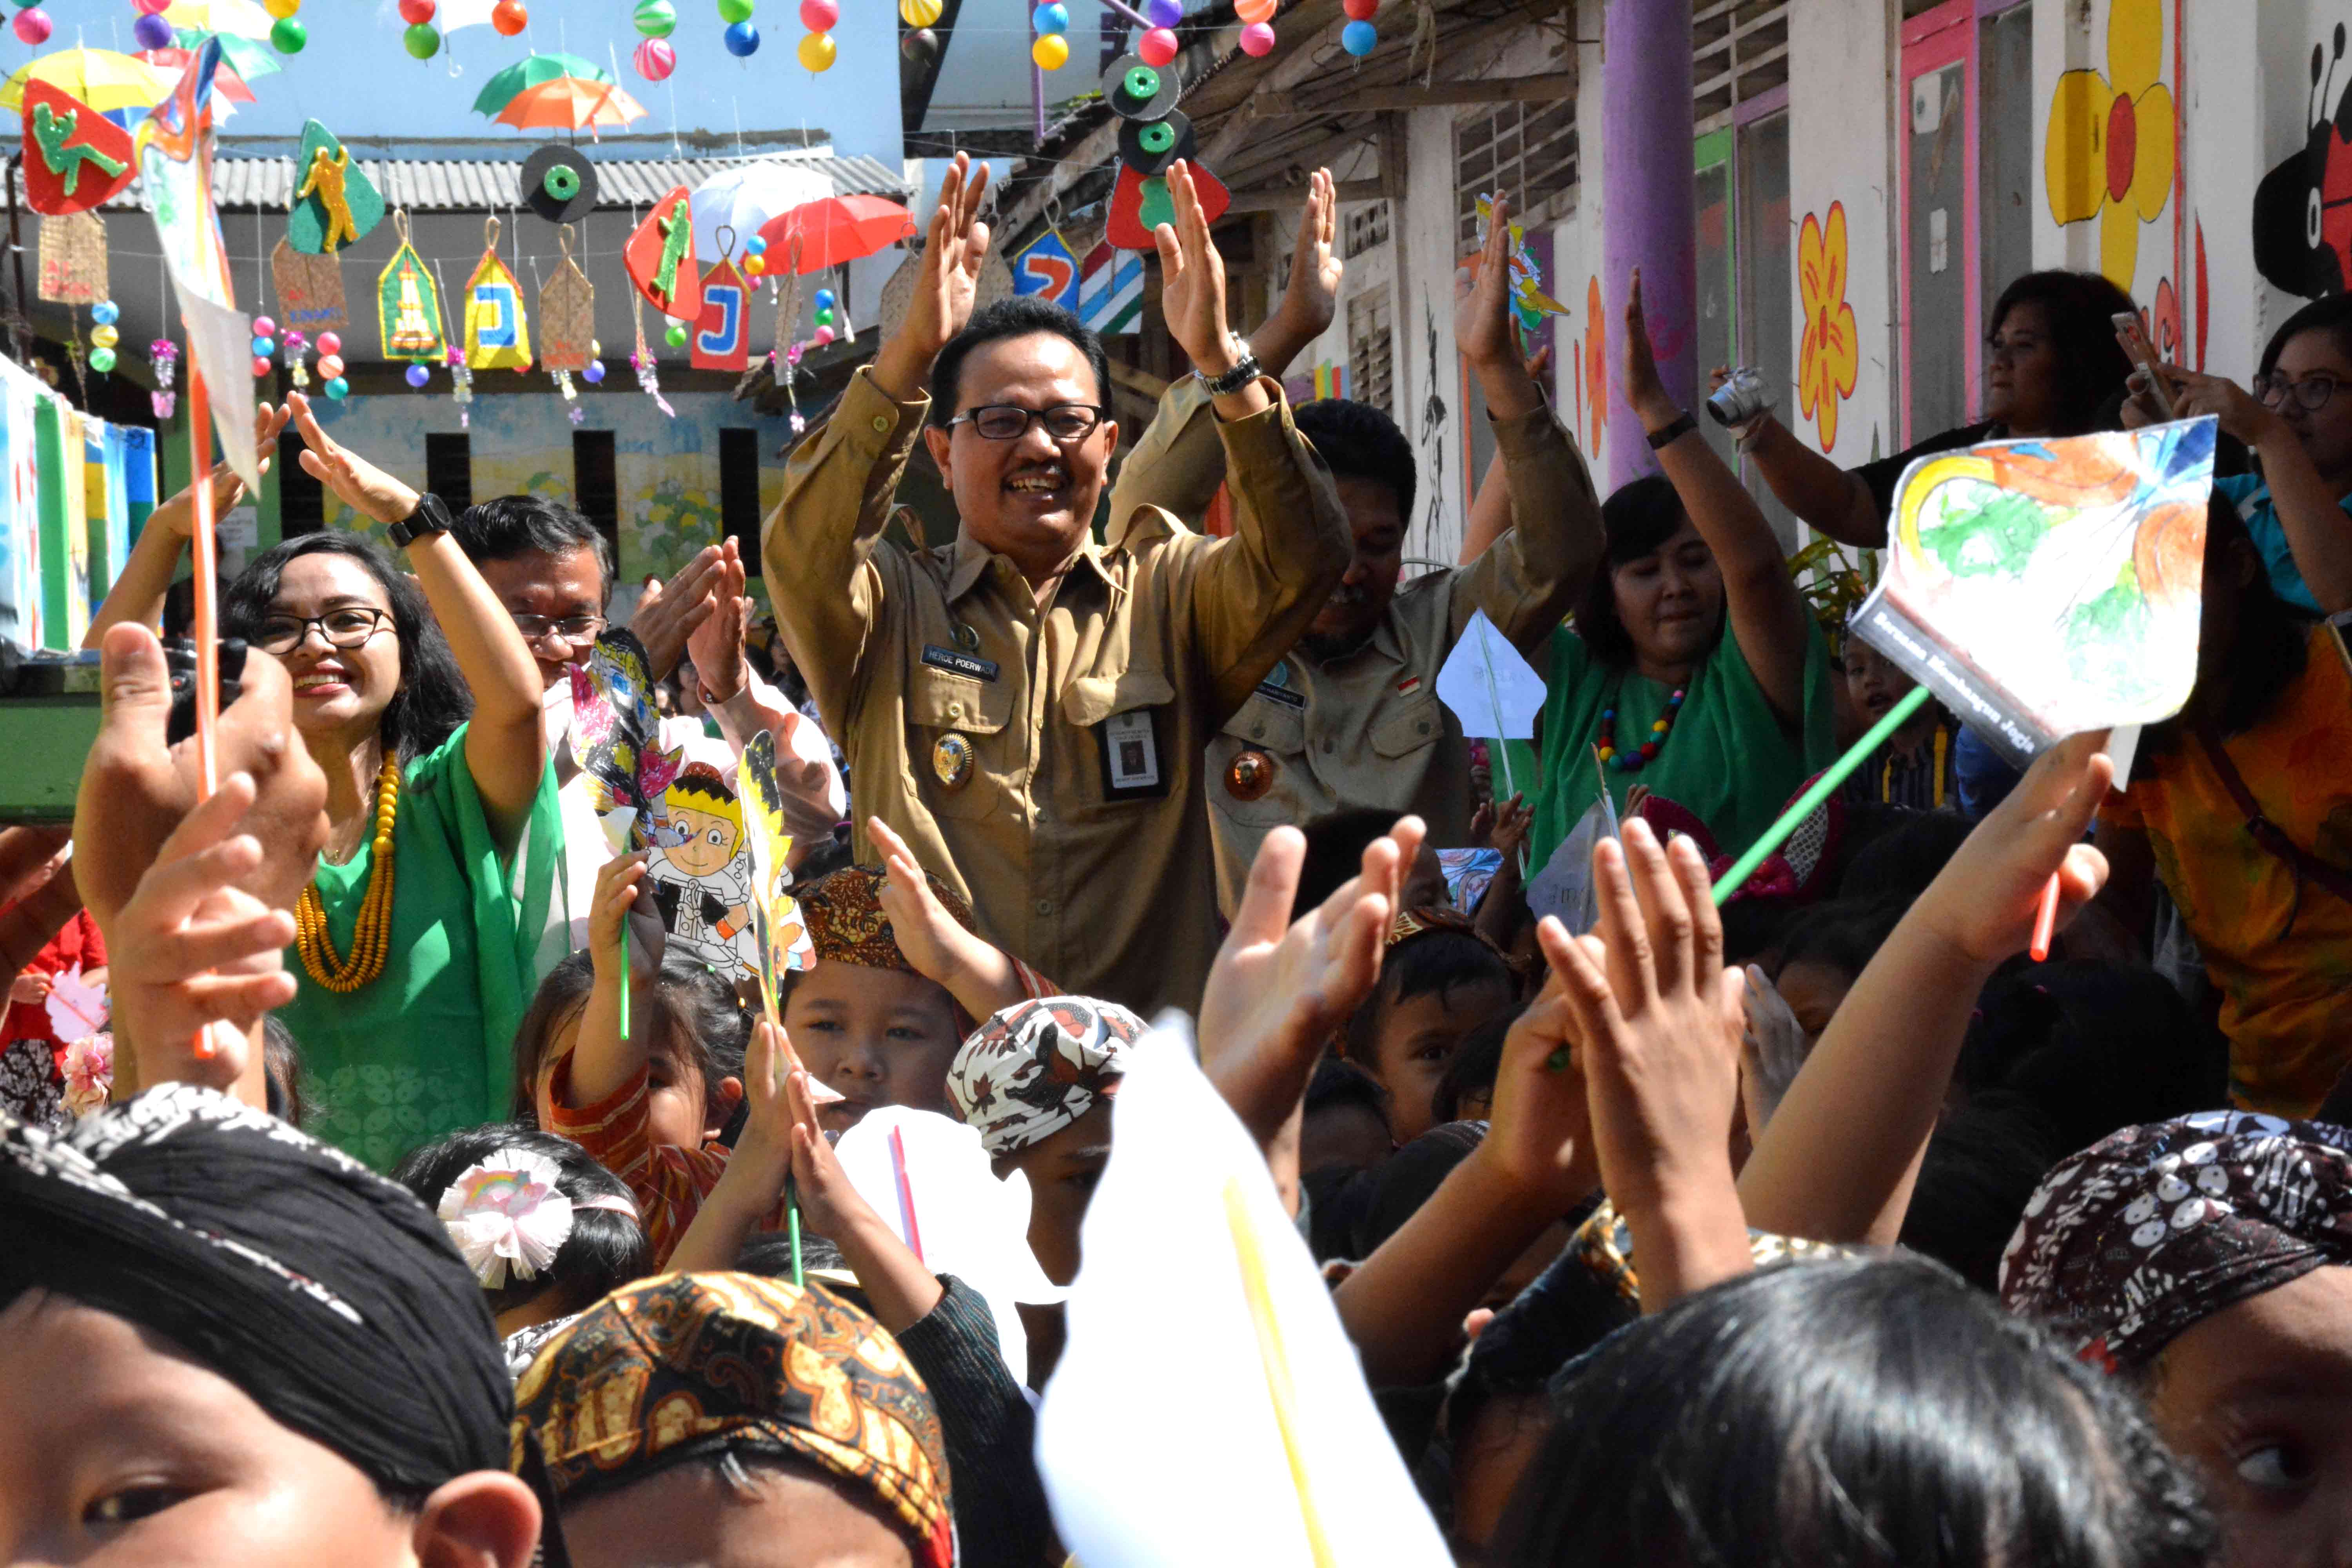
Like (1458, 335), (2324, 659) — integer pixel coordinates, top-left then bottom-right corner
(644, 1033), (741, 1151)
(784, 959), (964, 1135)
(999, 1100), (1114, 1287)
(1365, 976), (1515, 1145)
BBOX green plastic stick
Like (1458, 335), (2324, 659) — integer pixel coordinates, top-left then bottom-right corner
(1711, 685), (1932, 904)
(617, 921), (630, 1042)
(786, 1177), (805, 1287)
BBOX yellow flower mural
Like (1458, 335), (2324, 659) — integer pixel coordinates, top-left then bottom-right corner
(2045, 0), (2176, 292)
(1797, 202), (1859, 453)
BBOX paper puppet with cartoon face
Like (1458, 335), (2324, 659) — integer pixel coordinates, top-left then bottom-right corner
(644, 760), (760, 976)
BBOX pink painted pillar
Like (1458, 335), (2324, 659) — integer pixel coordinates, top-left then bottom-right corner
(1601, 0), (1697, 490)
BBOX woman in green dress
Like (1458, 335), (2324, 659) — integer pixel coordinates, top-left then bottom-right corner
(1530, 271), (1836, 872)
(221, 394), (559, 1169)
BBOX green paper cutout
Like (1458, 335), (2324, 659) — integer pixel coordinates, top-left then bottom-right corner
(31, 105), (125, 198)
(377, 241), (445, 362)
(1137, 176), (1175, 232)
(289, 121), (384, 256)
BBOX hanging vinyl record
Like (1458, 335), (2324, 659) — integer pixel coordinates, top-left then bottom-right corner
(522, 143), (598, 225)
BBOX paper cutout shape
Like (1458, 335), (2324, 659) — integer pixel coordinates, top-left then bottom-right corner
(567, 629), (662, 850)
(21, 80), (135, 216)
(1436, 608), (1544, 741)
(736, 729), (812, 1025)
(1106, 162), (1230, 251)
(520, 142), (598, 225)
(1474, 192), (1568, 331)
(1036, 1020), (1455, 1566)
(462, 221), (532, 371)
(1116, 108), (1195, 178)
(1011, 228), (1080, 308)
(42, 965), (107, 1041)
(36, 212), (107, 304)
(288, 120), (384, 256)
(271, 236), (348, 335)
(624, 185), (701, 321)
(537, 232), (594, 372)
(376, 216), (446, 362)
(1525, 748), (1619, 935)
(691, 255), (750, 372)
(135, 40), (259, 489)
(1851, 419), (2215, 772)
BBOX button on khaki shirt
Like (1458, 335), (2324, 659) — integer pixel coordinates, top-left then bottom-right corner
(763, 365), (1349, 1015)
(1109, 377), (1602, 913)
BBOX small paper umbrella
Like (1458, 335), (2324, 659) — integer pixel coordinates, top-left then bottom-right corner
(689, 159), (831, 260)
(134, 45), (256, 102)
(160, 0), (275, 41)
(755, 194), (917, 273)
(494, 75), (646, 136)
(170, 26), (279, 83)
(0, 49), (176, 114)
(472, 51), (612, 116)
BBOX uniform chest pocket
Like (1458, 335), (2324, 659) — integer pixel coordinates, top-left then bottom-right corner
(1063, 670), (1177, 808)
(1210, 697), (1308, 828)
(908, 666), (1013, 819)
(1370, 694), (1446, 759)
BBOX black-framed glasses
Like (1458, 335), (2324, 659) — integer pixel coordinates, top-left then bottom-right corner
(2254, 371), (2347, 412)
(253, 606), (392, 654)
(947, 403), (1108, 442)
(510, 612), (606, 645)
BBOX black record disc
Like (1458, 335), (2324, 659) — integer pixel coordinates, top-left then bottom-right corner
(521, 143), (598, 224)
(1101, 51), (1180, 121)
(1117, 108), (1195, 176)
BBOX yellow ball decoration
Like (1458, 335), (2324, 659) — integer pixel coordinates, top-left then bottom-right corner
(744, 253), (766, 275)
(797, 29), (837, 69)
(90, 324), (119, 348)
(1031, 31), (1069, 68)
(265, 0), (302, 15)
(899, 0), (942, 25)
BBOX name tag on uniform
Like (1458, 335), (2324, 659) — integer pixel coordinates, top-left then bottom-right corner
(1096, 708), (1168, 800)
(921, 644), (1000, 683)
(1253, 679), (1306, 710)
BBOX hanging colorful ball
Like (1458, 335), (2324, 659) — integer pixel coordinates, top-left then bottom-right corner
(405, 363), (430, 388)
(796, 29), (835, 69)
(265, 0), (302, 16)
(1031, 32), (1068, 68)
(283, 330), (306, 351)
(664, 321), (689, 347)
(316, 330), (339, 356)
(1341, 0), (1377, 16)
(1238, 20), (1276, 54)
(12, 9), (52, 46)
(633, 0), (677, 36)
(89, 347), (116, 373)
(724, 19), (759, 54)
(135, 0), (172, 14)
(717, 0), (754, 20)
(812, 324), (835, 346)
(325, 377), (350, 400)
(250, 334), (276, 358)
(491, 0), (528, 34)
(1032, 2), (1068, 34)
(743, 253), (765, 276)
(318, 354), (345, 379)
(132, 13), (174, 49)
(270, 15), (306, 51)
(900, 25), (935, 61)
(1340, 18), (1376, 53)
(813, 307), (834, 328)
(1234, 0), (1276, 22)
(813, 287), (835, 308)
(1145, 0), (1181, 23)
(633, 37), (676, 80)
(583, 359), (606, 384)
(91, 299), (119, 326)
(91, 325), (119, 349)
(252, 356), (274, 378)
(744, 235), (767, 256)
(798, 0), (837, 31)
(253, 316), (278, 338)
(404, 23), (441, 58)
(399, 0), (436, 21)
(1138, 25), (1177, 65)
(898, 0), (941, 23)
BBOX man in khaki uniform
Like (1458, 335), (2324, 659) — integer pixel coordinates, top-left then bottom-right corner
(762, 156), (1348, 1015)
(1110, 189), (1604, 912)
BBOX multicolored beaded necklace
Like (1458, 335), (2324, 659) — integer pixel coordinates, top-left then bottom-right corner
(1597, 685), (1686, 772)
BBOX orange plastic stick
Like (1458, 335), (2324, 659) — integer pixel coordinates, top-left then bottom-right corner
(2028, 873), (2060, 963)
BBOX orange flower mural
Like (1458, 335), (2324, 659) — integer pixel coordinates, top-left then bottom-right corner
(1797, 202), (1859, 453)
(1583, 274), (1607, 452)
(2045, 0), (2175, 292)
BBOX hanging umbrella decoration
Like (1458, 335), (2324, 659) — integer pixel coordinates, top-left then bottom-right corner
(690, 159), (831, 267)
(753, 194), (918, 274)
(171, 27), (282, 89)
(471, 51), (612, 116)
(495, 75), (647, 140)
(132, 47), (260, 107)
(0, 50), (177, 117)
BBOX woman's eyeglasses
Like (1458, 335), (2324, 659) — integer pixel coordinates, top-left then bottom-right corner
(253, 606), (392, 654)
(2254, 371), (2346, 412)
(946, 403), (1108, 442)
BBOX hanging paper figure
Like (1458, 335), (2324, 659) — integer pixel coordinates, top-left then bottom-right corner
(1473, 194), (1568, 332)
(645, 761), (760, 976)
(567, 629), (660, 846)
(23, 82), (136, 217)
(29, 104), (124, 201)
(289, 121), (384, 257)
(692, 255), (750, 372)
(463, 217), (533, 372)
(736, 731), (812, 1023)
(377, 213), (446, 361)
(538, 229), (594, 372)
(624, 185), (701, 321)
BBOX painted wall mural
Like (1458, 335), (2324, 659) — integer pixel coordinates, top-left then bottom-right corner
(2254, 22), (2352, 299)
(1797, 202), (1860, 453)
(2045, 0), (2177, 294)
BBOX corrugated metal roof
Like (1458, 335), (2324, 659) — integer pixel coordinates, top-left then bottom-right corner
(22, 151), (909, 214)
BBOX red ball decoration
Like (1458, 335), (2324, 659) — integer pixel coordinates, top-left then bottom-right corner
(1237, 18), (1275, 54)
(1138, 25), (1177, 65)
(399, 0), (437, 22)
(251, 356), (274, 378)
(633, 36), (675, 80)
(134, 0), (172, 13)
(12, 9), (54, 46)
(1341, 0), (1377, 18)
(799, 0), (839, 30)
(490, 0), (527, 34)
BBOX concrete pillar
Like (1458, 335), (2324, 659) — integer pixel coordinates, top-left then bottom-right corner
(1601, 0), (1697, 490)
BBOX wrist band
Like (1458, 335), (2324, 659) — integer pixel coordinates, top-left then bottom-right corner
(1646, 410), (1699, 450)
(1198, 348), (1262, 399)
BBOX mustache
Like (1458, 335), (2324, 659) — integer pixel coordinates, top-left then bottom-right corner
(1324, 583), (1371, 608)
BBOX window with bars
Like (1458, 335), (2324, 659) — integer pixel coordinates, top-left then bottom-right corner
(1343, 201), (1390, 258)
(1692, 0), (1789, 131)
(1453, 96), (1578, 251)
(424, 433), (472, 512)
(572, 430), (619, 570)
(1346, 289), (1394, 418)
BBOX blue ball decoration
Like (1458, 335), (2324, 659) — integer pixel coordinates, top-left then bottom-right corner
(325, 376), (350, 400)
(723, 19), (759, 54)
(1032, 2), (1067, 33)
(251, 334), (276, 357)
(813, 287), (835, 309)
(1145, 0), (1181, 24)
(405, 363), (430, 388)
(1341, 18), (1377, 53)
(91, 299), (119, 326)
(583, 359), (606, 384)
(745, 236), (767, 256)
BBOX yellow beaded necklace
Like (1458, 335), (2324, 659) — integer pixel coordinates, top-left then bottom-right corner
(293, 754), (401, 993)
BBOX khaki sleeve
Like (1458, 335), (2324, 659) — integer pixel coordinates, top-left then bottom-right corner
(1456, 404), (1607, 656)
(1187, 381), (1352, 721)
(1105, 373), (1223, 544)
(762, 365), (928, 732)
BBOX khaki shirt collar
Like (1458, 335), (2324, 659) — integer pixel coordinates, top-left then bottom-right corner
(945, 524), (1123, 608)
(1302, 600), (1410, 671)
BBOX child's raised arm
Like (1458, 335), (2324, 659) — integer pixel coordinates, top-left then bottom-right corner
(557, 851), (654, 1111)
(870, 815), (1045, 1018)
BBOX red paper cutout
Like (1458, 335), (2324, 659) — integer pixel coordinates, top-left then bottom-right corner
(1105, 162), (1230, 252)
(624, 185), (702, 321)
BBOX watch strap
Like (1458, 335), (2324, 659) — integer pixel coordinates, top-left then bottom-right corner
(1199, 349), (1262, 399)
(387, 492), (453, 549)
(1645, 410), (1699, 450)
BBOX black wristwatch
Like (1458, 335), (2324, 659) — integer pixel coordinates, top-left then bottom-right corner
(386, 492), (454, 549)
(1197, 343), (1263, 399)
(1645, 410), (1699, 450)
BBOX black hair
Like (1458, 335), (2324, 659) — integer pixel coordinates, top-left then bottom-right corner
(1897, 1093), (2062, 1292)
(390, 1123), (653, 1321)
(736, 1230), (851, 1281)
(793, 830), (857, 886)
(2256, 289), (2352, 378)
(1571, 473), (1719, 671)
(1431, 1011), (1512, 1123)
(1962, 961), (2224, 1158)
(223, 533), (472, 766)
(1839, 810), (1975, 904)
(448, 493), (613, 605)
(1493, 1254), (2220, 1568)
(509, 950), (752, 1128)
(1987, 270), (2139, 435)
(1292, 807), (1410, 922)
(1346, 928), (1514, 1066)
(1294, 398), (1417, 521)
(927, 296), (1110, 425)
(1773, 897), (1907, 985)
(1348, 1120), (1487, 1261)
(260, 1014), (312, 1129)
(1305, 1053), (1390, 1119)
(2147, 496), (2311, 763)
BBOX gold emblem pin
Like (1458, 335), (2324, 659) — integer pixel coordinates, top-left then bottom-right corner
(954, 622), (981, 652)
(1225, 748), (1275, 801)
(933, 732), (975, 791)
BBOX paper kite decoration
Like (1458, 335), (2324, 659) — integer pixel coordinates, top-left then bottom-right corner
(377, 215), (447, 363)
(1851, 418), (2216, 772)
(1473, 193), (1568, 332)
(462, 219), (532, 371)
(624, 185), (701, 321)
(21, 80), (135, 216)
(691, 254), (750, 372)
(288, 120), (384, 256)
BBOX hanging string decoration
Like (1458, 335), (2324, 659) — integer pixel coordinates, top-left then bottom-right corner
(630, 294), (674, 418)
(377, 211), (447, 364)
(462, 215), (534, 372)
(89, 298), (120, 375)
(36, 211), (109, 305)
(318, 328), (348, 400)
(150, 338), (178, 418)
(281, 327), (310, 390)
(272, 237), (350, 337)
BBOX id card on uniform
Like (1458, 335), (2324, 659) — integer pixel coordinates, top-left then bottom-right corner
(1096, 708), (1168, 800)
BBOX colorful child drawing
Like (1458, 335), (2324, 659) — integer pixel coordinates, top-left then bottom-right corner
(646, 761), (760, 976)
(736, 731), (813, 1025)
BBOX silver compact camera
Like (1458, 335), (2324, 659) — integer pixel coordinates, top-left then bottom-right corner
(1707, 366), (1773, 428)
